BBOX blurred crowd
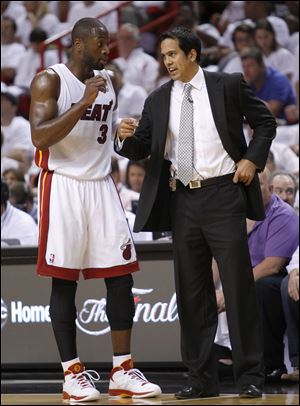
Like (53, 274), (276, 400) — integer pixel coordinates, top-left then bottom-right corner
(1, 0), (299, 384)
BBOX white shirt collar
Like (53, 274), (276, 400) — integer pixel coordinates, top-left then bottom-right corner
(174, 66), (204, 94)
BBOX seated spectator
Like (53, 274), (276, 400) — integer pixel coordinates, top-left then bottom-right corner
(1, 1), (26, 21)
(254, 19), (296, 81)
(1, 16), (26, 85)
(274, 124), (299, 150)
(269, 143), (299, 176)
(111, 157), (140, 212)
(113, 23), (159, 94)
(14, 28), (62, 90)
(281, 246), (299, 383)
(268, 171), (298, 210)
(219, 1), (290, 50)
(241, 47), (297, 123)
(2, 168), (25, 188)
(1, 132), (20, 175)
(125, 159), (148, 194)
(106, 62), (147, 119)
(1, 91), (33, 171)
(213, 168), (299, 382)
(16, 1), (59, 47)
(66, 1), (118, 35)
(221, 23), (255, 74)
(8, 181), (38, 223)
(1, 179), (37, 246)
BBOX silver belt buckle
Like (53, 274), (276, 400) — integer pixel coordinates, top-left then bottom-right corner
(189, 180), (201, 189)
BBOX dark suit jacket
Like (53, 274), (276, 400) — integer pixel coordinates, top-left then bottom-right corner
(116, 70), (277, 232)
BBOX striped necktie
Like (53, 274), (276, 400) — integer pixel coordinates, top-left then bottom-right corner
(177, 83), (194, 186)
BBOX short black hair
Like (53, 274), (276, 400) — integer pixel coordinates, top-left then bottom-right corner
(160, 26), (201, 63)
(71, 17), (108, 44)
(29, 28), (47, 43)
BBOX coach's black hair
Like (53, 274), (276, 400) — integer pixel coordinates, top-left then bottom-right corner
(160, 26), (201, 63)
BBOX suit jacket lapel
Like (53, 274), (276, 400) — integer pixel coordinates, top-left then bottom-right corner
(203, 70), (229, 145)
(157, 80), (172, 152)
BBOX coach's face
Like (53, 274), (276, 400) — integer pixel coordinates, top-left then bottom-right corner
(161, 38), (198, 83)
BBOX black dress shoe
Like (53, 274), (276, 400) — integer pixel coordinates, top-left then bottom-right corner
(239, 384), (263, 398)
(265, 367), (287, 383)
(175, 386), (219, 399)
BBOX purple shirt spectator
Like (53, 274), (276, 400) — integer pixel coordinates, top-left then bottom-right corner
(248, 194), (299, 267)
(251, 67), (296, 121)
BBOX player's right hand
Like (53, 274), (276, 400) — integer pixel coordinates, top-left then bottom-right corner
(118, 118), (138, 140)
(81, 75), (107, 106)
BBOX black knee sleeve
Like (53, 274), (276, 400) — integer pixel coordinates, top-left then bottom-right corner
(49, 277), (78, 361)
(105, 274), (135, 330)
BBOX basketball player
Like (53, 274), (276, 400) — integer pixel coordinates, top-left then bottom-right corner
(29, 18), (161, 403)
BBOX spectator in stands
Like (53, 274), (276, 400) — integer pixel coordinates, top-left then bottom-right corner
(1, 16), (26, 85)
(14, 28), (62, 90)
(8, 181), (38, 223)
(1, 179), (38, 246)
(268, 171), (298, 209)
(113, 23), (159, 94)
(1, 1), (26, 21)
(219, 1), (290, 50)
(111, 157), (140, 212)
(254, 19), (296, 81)
(214, 167), (299, 383)
(269, 143), (299, 176)
(2, 168), (25, 188)
(281, 246), (299, 383)
(241, 47), (297, 123)
(106, 62), (147, 120)
(221, 23), (255, 74)
(66, 1), (118, 35)
(16, 1), (59, 47)
(1, 132), (19, 175)
(125, 159), (148, 194)
(1, 91), (33, 171)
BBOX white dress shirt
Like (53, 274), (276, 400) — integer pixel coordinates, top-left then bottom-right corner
(165, 67), (236, 180)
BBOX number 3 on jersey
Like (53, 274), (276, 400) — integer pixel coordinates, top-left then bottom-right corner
(97, 124), (108, 144)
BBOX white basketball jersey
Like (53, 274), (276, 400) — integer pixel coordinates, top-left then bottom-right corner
(35, 63), (116, 180)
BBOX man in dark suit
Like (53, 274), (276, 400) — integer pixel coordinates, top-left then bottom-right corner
(116, 27), (276, 399)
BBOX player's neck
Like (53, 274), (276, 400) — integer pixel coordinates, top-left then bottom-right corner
(66, 60), (94, 83)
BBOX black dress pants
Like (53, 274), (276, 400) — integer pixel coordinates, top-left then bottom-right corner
(170, 179), (264, 393)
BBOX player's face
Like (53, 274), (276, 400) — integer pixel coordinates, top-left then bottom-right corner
(83, 30), (110, 70)
(160, 38), (197, 82)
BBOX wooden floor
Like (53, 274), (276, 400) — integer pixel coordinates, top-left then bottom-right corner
(1, 393), (299, 405)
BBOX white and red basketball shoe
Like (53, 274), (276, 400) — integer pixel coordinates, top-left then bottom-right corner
(62, 362), (100, 403)
(108, 359), (162, 398)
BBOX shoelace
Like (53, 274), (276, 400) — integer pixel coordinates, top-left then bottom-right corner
(71, 370), (100, 388)
(126, 368), (149, 385)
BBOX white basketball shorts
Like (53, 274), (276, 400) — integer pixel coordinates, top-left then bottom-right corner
(36, 170), (139, 280)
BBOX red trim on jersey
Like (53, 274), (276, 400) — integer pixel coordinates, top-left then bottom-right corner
(35, 149), (49, 170)
(82, 260), (140, 280)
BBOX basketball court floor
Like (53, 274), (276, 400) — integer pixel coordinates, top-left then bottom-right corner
(1, 371), (299, 405)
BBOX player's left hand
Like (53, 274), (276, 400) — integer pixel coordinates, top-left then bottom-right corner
(233, 159), (257, 186)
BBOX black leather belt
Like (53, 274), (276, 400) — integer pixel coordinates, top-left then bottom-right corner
(170, 173), (235, 191)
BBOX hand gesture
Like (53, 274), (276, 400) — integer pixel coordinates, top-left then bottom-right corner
(117, 118), (138, 141)
(81, 75), (107, 106)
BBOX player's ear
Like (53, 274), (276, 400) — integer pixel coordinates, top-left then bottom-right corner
(74, 37), (84, 52)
